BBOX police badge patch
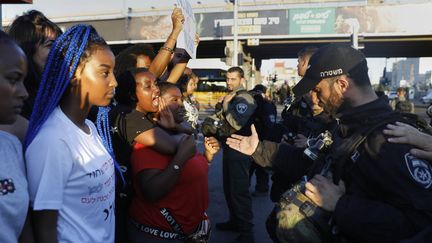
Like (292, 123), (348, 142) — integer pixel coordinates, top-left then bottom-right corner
(236, 103), (248, 114)
(405, 153), (432, 189)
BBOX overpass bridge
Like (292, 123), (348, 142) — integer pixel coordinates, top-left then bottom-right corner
(3, 0), (432, 67)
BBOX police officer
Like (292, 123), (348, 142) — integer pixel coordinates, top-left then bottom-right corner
(390, 87), (415, 113)
(260, 90), (331, 243)
(226, 44), (432, 242)
(249, 84), (277, 196)
(281, 46), (319, 136)
(215, 67), (257, 243)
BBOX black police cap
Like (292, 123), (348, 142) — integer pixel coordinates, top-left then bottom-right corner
(292, 43), (367, 98)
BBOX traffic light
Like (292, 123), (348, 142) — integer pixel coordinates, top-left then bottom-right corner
(379, 77), (390, 87)
(272, 74), (278, 83)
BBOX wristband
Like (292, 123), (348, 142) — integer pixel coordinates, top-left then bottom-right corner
(173, 164), (180, 171)
(160, 46), (174, 54)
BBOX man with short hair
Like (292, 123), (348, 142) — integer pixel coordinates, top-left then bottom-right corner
(391, 87), (415, 113)
(281, 46), (319, 133)
(226, 44), (432, 242)
(216, 67), (257, 243)
(297, 46), (319, 77)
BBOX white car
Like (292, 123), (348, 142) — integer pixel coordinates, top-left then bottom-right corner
(387, 91), (398, 100)
(422, 93), (432, 104)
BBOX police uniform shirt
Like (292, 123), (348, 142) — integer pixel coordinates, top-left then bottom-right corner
(331, 96), (432, 242)
(222, 87), (257, 136)
(250, 96), (432, 242)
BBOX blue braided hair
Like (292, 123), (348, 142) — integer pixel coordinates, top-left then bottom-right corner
(25, 24), (99, 147)
(24, 24), (125, 185)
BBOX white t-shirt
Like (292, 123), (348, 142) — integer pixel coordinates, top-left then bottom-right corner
(26, 107), (115, 243)
(0, 131), (29, 243)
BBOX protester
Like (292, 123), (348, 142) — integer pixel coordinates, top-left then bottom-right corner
(99, 8), (187, 237)
(9, 10), (62, 118)
(114, 43), (155, 74)
(85, 7), (186, 123)
(0, 10), (62, 141)
(158, 81), (218, 162)
(110, 68), (185, 242)
(127, 82), (219, 242)
(226, 44), (432, 242)
(176, 71), (200, 130)
(25, 25), (118, 243)
(112, 68), (191, 159)
(0, 29), (33, 243)
(114, 8), (185, 80)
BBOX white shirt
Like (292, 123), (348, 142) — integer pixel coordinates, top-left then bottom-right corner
(0, 131), (29, 243)
(183, 95), (199, 129)
(26, 107), (115, 243)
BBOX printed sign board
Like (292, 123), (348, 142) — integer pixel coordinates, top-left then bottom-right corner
(176, 0), (197, 58)
(195, 10), (289, 38)
(289, 8), (335, 35)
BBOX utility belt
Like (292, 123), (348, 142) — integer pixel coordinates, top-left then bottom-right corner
(132, 208), (211, 243)
(276, 180), (334, 243)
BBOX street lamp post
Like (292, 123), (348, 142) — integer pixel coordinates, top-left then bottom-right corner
(232, 0), (238, 67)
(0, 5), (3, 30)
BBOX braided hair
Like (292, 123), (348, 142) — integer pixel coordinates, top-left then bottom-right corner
(24, 24), (125, 185)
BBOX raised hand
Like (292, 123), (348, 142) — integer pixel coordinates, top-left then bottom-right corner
(226, 124), (259, 155)
(171, 7), (185, 32)
(156, 98), (176, 130)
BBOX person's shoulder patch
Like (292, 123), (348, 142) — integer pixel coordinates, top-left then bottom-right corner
(236, 103), (248, 114)
(405, 153), (432, 189)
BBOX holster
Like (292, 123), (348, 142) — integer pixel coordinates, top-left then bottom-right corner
(276, 181), (333, 243)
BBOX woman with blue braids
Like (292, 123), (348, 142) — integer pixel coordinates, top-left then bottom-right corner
(25, 25), (117, 243)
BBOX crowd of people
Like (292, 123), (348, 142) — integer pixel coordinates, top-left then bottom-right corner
(1, 7), (432, 243)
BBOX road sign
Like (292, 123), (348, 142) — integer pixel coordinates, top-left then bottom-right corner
(247, 38), (260, 46)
